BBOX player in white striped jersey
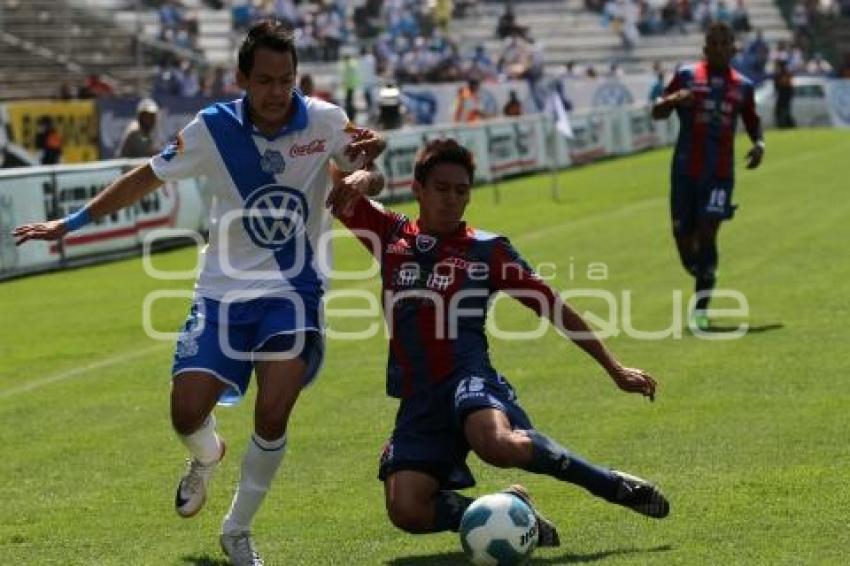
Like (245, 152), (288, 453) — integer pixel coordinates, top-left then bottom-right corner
(13, 20), (386, 566)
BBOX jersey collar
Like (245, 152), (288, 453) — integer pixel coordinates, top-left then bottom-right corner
(240, 91), (309, 141)
(414, 219), (468, 239)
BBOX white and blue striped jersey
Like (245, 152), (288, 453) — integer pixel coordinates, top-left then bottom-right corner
(150, 93), (360, 302)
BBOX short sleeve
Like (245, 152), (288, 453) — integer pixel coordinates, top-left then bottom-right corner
(336, 196), (407, 258)
(150, 116), (211, 182)
(326, 106), (366, 171)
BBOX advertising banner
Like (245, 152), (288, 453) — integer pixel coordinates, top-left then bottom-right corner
(565, 110), (612, 164)
(623, 106), (661, 153)
(825, 79), (850, 128)
(97, 95), (231, 159)
(398, 81), (535, 126)
(484, 117), (547, 179)
(53, 165), (204, 260)
(5, 100), (99, 163)
(0, 172), (54, 274)
(0, 161), (206, 277)
(559, 74), (656, 111)
(378, 129), (423, 199)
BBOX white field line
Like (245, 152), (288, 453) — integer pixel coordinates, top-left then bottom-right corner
(1, 195), (664, 398)
(0, 343), (169, 399)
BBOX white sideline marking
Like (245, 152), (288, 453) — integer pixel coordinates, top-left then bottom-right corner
(0, 343), (169, 399)
(519, 197), (663, 243)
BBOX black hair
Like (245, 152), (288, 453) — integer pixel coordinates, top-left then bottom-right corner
(413, 139), (476, 185)
(237, 19), (298, 76)
(706, 21), (734, 44)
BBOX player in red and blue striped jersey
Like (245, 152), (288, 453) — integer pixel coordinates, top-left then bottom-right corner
(328, 139), (669, 546)
(652, 22), (765, 331)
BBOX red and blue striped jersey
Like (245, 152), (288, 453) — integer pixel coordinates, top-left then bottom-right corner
(338, 196), (559, 398)
(664, 61), (762, 180)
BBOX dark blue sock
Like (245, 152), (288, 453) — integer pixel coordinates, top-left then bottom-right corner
(522, 430), (619, 501)
(694, 241), (718, 311)
(432, 491), (474, 532)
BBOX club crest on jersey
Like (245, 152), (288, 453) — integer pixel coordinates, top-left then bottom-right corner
(242, 184), (308, 250)
(415, 234), (437, 252)
(260, 149), (286, 174)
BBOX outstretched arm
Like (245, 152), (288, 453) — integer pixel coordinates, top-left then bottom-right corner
(326, 164), (399, 257)
(550, 297), (657, 400)
(491, 238), (657, 400)
(13, 163), (163, 245)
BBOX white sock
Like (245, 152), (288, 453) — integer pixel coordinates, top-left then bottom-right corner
(222, 433), (287, 534)
(177, 414), (222, 465)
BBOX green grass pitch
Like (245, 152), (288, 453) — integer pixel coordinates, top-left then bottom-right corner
(1, 129), (848, 564)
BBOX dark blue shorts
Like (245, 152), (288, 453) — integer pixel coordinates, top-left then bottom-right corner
(171, 296), (324, 405)
(671, 173), (736, 236)
(377, 369), (534, 490)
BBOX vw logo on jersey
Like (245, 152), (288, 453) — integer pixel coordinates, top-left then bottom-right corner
(415, 234), (437, 253)
(259, 149), (286, 174)
(242, 184), (308, 250)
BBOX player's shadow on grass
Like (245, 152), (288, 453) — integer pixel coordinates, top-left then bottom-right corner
(705, 322), (784, 334)
(180, 555), (230, 566)
(385, 544), (673, 565)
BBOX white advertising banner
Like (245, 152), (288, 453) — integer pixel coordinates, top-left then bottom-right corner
(559, 75), (656, 111)
(825, 79), (850, 128)
(622, 106), (662, 153)
(563, 110), (613, 164)
(0, 173), (53, 274)
(379, 122), (495, 197)
(0, 160), (205, 277)
(378, 129), (423, 199)
(484, 117), (547, 179)
(394, 75), (656, 127)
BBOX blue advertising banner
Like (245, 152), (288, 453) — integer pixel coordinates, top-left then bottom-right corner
(97, 95), (233, 159)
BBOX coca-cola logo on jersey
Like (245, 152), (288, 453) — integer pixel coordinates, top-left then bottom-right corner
(289, 139), (326, 157)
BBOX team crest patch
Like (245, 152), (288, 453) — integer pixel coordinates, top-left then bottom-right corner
(260, 149), (286, 174)
(175, 331), (199, 359)
(415, 234), (437, 252)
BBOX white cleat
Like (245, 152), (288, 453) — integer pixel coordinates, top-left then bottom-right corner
(220, 531), (264, 566)
(174, 439), (226, 518)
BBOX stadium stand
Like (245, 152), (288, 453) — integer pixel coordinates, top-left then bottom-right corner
(450, 0), (792, 73)
(0, 0), (206, 99)
(3, 0), (833, 102)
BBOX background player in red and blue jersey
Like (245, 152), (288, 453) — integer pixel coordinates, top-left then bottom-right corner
(652, 22), (765, 330)
(327, 139), (670, 547)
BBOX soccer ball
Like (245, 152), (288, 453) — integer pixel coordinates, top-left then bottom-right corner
(459, 492), (538, 565)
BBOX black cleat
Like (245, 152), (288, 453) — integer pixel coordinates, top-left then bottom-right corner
(610, 470), (670, 518)
(503, 484), (561, 547)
